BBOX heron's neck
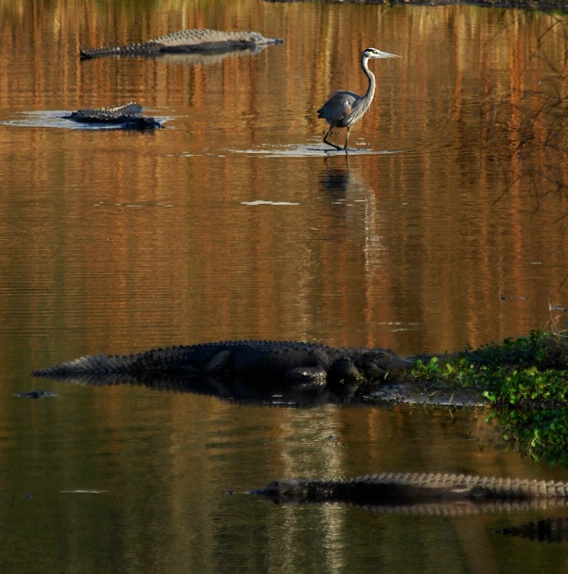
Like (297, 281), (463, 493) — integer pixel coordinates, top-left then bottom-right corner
(361, 55), (376, 106)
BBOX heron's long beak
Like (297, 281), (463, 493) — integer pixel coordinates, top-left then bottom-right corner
(375, 50), (400, 59)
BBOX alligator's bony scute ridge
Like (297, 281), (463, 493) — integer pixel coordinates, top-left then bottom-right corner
(80, 28), (285, 60)
(31, 340), (411, 388)
(65, 103), (162, 129)
(252, 472), (568, 513)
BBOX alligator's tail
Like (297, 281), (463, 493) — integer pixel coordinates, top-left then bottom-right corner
(80, 42), (163, 60)
(32, 347), (191, 378)
(33, 352), (140, 377)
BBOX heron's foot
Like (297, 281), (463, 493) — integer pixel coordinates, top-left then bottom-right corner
(323, 137), (342, 151)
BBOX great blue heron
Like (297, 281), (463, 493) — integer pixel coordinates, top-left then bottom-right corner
(317, 47), (399, 151)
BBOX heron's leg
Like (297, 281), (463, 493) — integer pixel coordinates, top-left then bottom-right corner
(343, 127), (351, 151)
(323, 127), (342, 151)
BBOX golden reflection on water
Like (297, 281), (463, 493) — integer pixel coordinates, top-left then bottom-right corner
(0, 3), (568, 572)
(0, 2), (565, 354)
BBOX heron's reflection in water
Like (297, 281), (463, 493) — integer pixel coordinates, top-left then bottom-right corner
(319, 154), (351, 201)
(318, 154), (372, 206)
(318, 154), (386, 288)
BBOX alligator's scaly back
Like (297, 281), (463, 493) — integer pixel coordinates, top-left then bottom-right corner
(252, 472), (568, 514)
(32, 340), (410, 390)
(66, 102), (162, 129)
(32, 344), (231, 378)
(80, 28), (284, 60)
(71, 102), (142, 118)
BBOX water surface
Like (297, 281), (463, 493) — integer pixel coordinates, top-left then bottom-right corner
(1, 1), (568, 572)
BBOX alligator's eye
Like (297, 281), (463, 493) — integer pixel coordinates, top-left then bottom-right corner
(358, 360), (386, 378)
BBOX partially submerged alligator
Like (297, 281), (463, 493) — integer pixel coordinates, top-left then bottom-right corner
(65, 102), (162, 129)
(80, 28), (284, 60)
(252, 472), (568, 514)
(14, 390), (57, 399)
(32, 340), (411, 389)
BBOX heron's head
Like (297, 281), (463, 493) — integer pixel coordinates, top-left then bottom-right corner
(363, 47), (400, 60)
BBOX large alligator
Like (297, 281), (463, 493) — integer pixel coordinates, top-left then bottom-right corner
(80, 28), (284, 60)
(65, 103), (162, 129)
(251, 472), (568, 514)
(32, 340), (411, 389)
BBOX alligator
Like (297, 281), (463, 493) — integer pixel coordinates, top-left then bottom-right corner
(80, 28), (284, 60)
(14, 390), (57, 399)
(31, 340), (411, 390)
(251, 472), (568, 515)
(65, 102), (162, 129)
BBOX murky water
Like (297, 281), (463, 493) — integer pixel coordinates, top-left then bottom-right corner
(1, 1), (568, 572)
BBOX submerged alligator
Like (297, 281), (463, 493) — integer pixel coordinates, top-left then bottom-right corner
(252, 472), (568, 514)
(14, 390), (57, 399)
(80, 28), (284, 60)
(32, 340), (411, 389)
(65, 102), (162, 129)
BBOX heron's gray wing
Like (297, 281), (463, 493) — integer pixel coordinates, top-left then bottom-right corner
(318, 91), (360, 123)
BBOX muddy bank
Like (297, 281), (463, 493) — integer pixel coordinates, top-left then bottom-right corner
(364, 380), (489, 407)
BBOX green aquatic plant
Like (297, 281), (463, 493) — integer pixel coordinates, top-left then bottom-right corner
(410, 330), (568, 407)
(410, 331), (568, 464)
(490, 407), (568, 466)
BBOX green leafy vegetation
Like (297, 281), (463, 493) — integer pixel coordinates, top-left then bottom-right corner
(410, 330), (568, 408)
(490, 408), (568, 466)
(409, 330), (568, 463)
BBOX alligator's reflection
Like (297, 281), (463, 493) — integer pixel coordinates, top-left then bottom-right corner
(498, 517), (568, 543)
(50, 372), (366, 408)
